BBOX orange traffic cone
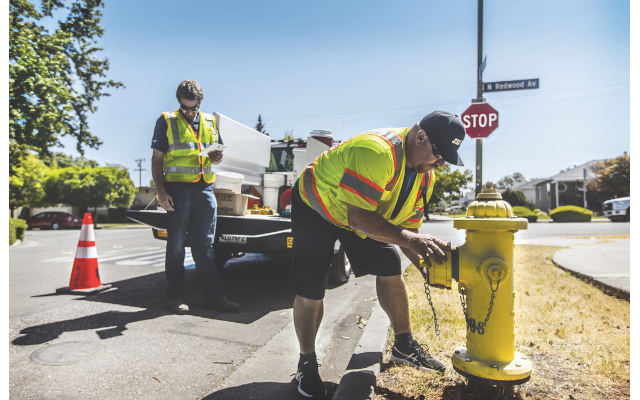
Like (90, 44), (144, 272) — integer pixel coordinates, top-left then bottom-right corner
(56, 213), (111, 295)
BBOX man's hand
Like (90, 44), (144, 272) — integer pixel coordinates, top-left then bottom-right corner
(156, 190), (174, 212)
(407, 234), (450, 268)
(208, 150), (223, 165)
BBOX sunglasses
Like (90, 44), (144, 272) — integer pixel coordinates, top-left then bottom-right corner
(180, 103), (200, 112)
(426, 134), (443, 160)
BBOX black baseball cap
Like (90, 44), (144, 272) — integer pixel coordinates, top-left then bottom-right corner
(419, 111), (465, 166)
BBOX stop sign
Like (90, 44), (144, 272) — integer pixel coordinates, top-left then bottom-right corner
(461, 103), (499, 138)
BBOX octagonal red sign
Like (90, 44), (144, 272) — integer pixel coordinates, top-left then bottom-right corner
(461, 103), (499, 138)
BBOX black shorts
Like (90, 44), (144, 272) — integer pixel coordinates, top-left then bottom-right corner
(289, 182), (401, 300)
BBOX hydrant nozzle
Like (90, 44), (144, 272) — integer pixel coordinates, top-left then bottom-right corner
(424, 182), (532, 385)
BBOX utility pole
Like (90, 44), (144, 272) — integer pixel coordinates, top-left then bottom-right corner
(583, 168), (588, 209)
(473, 0), (485, 196)
(134, 159), (146, 188)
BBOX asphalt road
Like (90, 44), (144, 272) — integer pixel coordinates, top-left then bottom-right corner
(419, 218), (630, 246)
(9, 220), (630, 399)
(9, 228), (378, 399)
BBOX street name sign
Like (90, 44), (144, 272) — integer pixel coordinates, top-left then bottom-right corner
(462, 103), (499, 138)
(484, 78), (539, 92)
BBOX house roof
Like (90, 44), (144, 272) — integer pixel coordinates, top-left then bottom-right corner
(510, 178), (549, 191)
(549, 160), (603, 182)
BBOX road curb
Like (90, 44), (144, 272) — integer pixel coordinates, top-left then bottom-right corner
(332, 256), (412, 400)
(332, 300), (390, 400)
(552, 257), (630, 301)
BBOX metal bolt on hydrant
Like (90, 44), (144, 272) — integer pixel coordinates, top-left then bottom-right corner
(422, 182), (532, 385)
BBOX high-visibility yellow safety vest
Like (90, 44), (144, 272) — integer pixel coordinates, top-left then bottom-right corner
(161, 110), (220, 183)
(299, 127), (435, 238)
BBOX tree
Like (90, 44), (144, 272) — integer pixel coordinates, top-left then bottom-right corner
(496, 172), (526, 189)
(43, 165), (136, 226)
(586, 155), (630, 205)
(283, 129), (294, 140)
(9, 0), (123, 166)
(9, 152), (50, 217)
(43, 151), (100, 168)
(255, 114), (269, 136)
(429, 164), (474, 210)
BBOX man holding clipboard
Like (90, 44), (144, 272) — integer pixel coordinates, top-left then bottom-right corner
(151, 79), (239, 314)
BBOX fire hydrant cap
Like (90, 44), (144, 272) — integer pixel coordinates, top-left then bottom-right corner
(454, 182), (528, 231)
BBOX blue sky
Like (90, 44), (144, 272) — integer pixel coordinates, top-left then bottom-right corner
(47, 1), (631, 189)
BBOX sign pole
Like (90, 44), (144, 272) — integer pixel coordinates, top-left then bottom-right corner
(473, 0), (484, 196)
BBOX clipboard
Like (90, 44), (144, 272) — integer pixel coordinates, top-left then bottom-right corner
(198, 143), (227, 156)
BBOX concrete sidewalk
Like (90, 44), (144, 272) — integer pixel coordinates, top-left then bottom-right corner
(516, 237), (630, 300)
(332, 237), (630, 400)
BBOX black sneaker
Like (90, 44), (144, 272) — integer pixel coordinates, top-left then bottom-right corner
(390, 341), (445, 373)
(295, 368), (326, 398)
(204, 296), (240, 313)
(167, 297), (189, 314)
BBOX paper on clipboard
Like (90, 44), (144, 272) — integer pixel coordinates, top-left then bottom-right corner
(198, 143), (227, 156)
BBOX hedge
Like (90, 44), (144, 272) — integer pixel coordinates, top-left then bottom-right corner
(512, 206), (538, 222)
(550, 205), (592, 222)
(9, 218), (27, 246)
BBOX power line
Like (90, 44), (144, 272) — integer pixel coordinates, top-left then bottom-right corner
(90, 83), (631, 135)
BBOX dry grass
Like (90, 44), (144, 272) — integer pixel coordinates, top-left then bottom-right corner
(375, 245), (630, 400)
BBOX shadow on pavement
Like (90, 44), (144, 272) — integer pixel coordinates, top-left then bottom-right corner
(202, 380), (339, 400)
(16, 255), (296, 345)
(12, 308), (167, 345)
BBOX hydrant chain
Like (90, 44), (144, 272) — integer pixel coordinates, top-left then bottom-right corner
(460, 278), (501, 336)
(423, 281), (441, 336)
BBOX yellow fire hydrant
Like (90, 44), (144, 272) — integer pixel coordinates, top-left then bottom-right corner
(424, 182), (532, 384)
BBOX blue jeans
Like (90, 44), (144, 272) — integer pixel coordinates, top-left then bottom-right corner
(165, 183), (224, 301)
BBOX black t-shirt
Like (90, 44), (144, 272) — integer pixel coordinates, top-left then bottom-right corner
(390, 166), (418, 219)
(151, 111), (218, 190)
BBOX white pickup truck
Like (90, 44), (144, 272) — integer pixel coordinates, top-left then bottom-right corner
(602, 196), (630, 222)
(126, 113), (352, 284)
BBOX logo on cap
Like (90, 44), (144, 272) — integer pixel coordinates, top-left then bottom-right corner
(452, 138), (462, 145)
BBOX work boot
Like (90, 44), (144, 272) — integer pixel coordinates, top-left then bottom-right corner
(204, 296), (240, 313)
(390, 340), (445, 373)
(167, 297), (189, 315)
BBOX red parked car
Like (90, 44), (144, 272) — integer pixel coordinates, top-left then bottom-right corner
(26, 212), (82, 230)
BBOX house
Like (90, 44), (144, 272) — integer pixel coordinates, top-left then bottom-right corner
(506, 178), (549, 210)
(532, 160), (602, 213)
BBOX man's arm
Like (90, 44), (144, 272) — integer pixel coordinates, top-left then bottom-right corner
(346, 203), (449, 268)
(151, 149), (174, 211)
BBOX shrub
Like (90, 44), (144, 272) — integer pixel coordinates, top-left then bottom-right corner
(512, 206), (538, 222)
(550, 205), (592, 222)
(501, 189), (535, 209)
(9, 218), (27, 245)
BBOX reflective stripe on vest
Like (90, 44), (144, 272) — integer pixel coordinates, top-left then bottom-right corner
(303, 163), (348, 227)
(168, 142), (200, 152)
(339, 168), (384, 207)
(165, 166), (213, 174)
(366, 129), (403, 191)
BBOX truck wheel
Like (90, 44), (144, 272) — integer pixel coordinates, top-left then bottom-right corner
(214, 250), (231, 270)
(328, 244), (351, 284)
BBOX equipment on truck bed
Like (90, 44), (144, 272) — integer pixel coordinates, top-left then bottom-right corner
(127, 114), (352, 284)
